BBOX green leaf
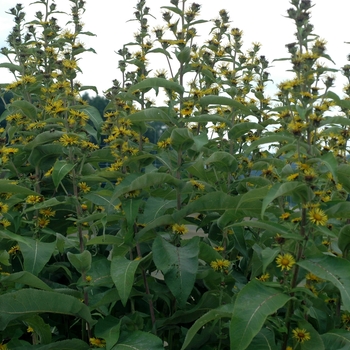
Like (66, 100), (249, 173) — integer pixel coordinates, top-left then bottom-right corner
(31, 339), (90, 349)
(228, 122), (264, 140)
(24, 130), (63, 150)
(128, 107), (174, 124)
(19, 239), (56, 276)
(95, 315), (121, 350)
(111, 256), (142, 307)
(24, 314), (52, 344)
(153, 236), (200, 308)
(70, 105), (102, 129)
(230, 279), (290, 350)
(298, 255), (350, 311)
(0, 180), (39, 195)
(52, 160), (76, 188)
(296, 319), (324, 350)
(67, 251), (92, 274)
(338, 224), (350, 256)
(246, 328), (278, 350)
(0, 250), (10, 266)
(0, 289), (95, 330)
(113, 330), (164, 349)
(337, 164), (350, 192)
(129, 77), (184, 95)
(205, 151), (238, 173)
(181, 304), (232, 350)
(0, 62), (22, 72)
(200, 95), (251, 115)
(261, 247), (280, 273)
(261, 182), (313, 218)
(170, 128), (194, 151)
(10, 100), (37, 119)
(176, 46), (191, 64)
(321, 329), (350, 350)
(0, 271), (52, 291)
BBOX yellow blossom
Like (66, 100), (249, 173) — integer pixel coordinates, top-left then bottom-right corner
(8, 245), (20, 254)
(157, 137), (172, 149)
(308, 208), (328, 226)
(39, 207), (56, 217)
(214, 246), (225, 252)
(0, 202), (9, 214)
(258, 273), (270, 282)
(172, 223), (188, 235)
(276, 253), (295, 271)
(78, 182), (91, 194)
(89, 337), (106, 348)
(190, 179), (205, 191)
(85, 275), (92, 282)
(210, 259), (230, 271)
(37, 217), (50, 228)
(26, 195), (43, 204)
(292, 328), (311, 343)
(286, 173), (299, 181)
(0, 219), (11, 228)
(27, 326), (34, 333)
(59, 134), (79, 147)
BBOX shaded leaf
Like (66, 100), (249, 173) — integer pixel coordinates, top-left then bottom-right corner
(113, 330), (164, 350)
(0, 289), (95, 330)
(230, 279), (290, 350)
(52, 160), (76, 188)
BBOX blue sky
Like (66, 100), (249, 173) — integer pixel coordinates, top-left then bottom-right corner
(0, 0), (350, 96)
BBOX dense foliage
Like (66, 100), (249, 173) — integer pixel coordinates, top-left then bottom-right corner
(1, 0), (350, 349)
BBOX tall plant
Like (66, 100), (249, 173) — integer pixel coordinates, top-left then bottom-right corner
(1, 0), (350, 349)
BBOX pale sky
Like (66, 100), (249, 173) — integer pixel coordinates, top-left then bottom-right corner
(0, 0), (350, 96)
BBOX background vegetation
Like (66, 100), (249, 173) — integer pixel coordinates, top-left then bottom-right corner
(1, 0), (350, 349)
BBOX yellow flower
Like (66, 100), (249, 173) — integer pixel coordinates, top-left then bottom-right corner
(27, 326), (34, 333)
(0, 343), (8, 350)
(280, 212), (290, 220)
(0, 219), (11, 228)
(276, 253), (295, 271)
(157, 137), (172, 149)
(0, 202), (9, 214)
(78, 182), (91, 194)
(26, 195), (43, 204)
(89, 337), (106, 348)
(39, 207), (56, 217)
(214, 246), (225, 252)
(190, 179), (205, 191)
(8, 245), (20, 254)
(308, 208), (328, 226)
(210, 259), (230, 272)
(292, 328), (311, 343)
(258, 273), (270, 282)
(85, 275), (92, 282)
(59, 134), (78, 147)
(172, 223), (188, 235)
(342, 312), (350, 324)
(44, 167), (53, 177)
(286, 173), (299, 181)
(305, 272), (322, 282)
(38, 217), (50, 228)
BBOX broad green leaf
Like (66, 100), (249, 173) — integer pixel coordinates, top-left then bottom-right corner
(19, 239), (56, 276)
(24, 130), (63, 150)
(24, 198), (63, 213)
(261, 182), (313, 218)
(0, 250), (10, 266)
(0, 180), (39, 195)
(128, 107), (174, 123)
(86, 235), (124, 246)
(338, 224), (350, 256)
(188, 114), (232, 126)
(298, 255), (350, 311)
(24, 314), (52, 344)
(142, 197), (177, 221)
(337, 164), (350, 192)
(113, 330), (164, 350)
(95, 315), (121, 350)
(111, 256), (142, 306)
(261, 247), (280, 273)
(230, 279), (290, 350)
(10, 100), (37, 119)
(295, 319), (324, 350)
(176, 46), (191, 63)
(31, 339), (90, 349)
(200, 95), (251, 115)
(0, 289), (95, 330)
(0, 271), (52, 291)
(84, 189), (117, 208)
(325, 202), (350, 218)
(246, 328), (278, 350)
(70, 105), (103, 129)
(113, 173), (183, 198)
(0, 62), (21, 72)
(181, 304), (232, 350)
(321, 329), (350, 350)
(52, 160), (76, 188)
(128, 77), (184, 94)
(205, 151), (238, 172)
(228, 122), (264, 140)
(67, 250), (92, 274)
(153, 236), (200, 308)
(170, 127), (194, 151)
